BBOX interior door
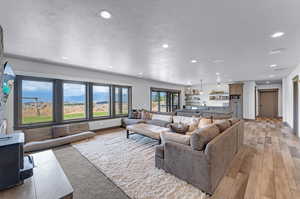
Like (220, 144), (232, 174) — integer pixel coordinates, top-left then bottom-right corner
(259, 90), (278, 118)
(293, 78), (298, 136)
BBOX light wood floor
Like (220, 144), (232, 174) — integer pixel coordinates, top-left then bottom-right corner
(212, 120), (300, 199)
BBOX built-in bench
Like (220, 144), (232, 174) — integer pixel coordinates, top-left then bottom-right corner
(16, 122), (96, 153)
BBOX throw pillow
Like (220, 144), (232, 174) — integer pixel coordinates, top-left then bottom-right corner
(170, 123), (189, 134)
(141, 110), (152, 120)
(190, 124), (220, 151)
(160, 131), (190, 145)
(198, 117), (213, 128)
(129, 110), (141, 119)
(215, 120), (231, 132)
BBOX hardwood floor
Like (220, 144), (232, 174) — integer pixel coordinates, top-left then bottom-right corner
(212, 120), (300, 199)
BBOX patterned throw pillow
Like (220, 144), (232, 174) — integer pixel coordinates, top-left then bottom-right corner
(141, 110), (152, 120)
(170, 123), (190, 134)
(129, 110), (141, 119)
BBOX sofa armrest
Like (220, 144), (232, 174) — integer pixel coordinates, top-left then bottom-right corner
(164, 141), (212, 193)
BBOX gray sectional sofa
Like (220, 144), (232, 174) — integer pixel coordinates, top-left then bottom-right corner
(18, 122), (96, 152)
(155, 119), (244, 195)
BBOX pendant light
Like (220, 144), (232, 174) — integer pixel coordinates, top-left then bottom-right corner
(199, 80), (204, 95)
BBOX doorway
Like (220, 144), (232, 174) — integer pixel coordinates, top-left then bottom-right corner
(293, 76), (299, 136)
(258, 89), (278, 118)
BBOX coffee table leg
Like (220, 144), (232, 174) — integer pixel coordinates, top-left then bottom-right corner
(126, 130), (129, 139)
(158, 139), (161, 145)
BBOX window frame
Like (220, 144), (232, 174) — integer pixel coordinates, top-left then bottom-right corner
(91, 83), (112, 119)
(62, 80), (88, 122)
(14, 76), (56, 128)
(150, 87), (181, 113)
(14, 75), (132, 129)
(112, 85), (132, 117)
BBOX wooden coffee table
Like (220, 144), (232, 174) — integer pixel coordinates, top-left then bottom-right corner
(0, 150), (73, 199)
(126, 123), (169, 144)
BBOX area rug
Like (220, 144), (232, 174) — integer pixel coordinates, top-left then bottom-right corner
(72, 130), (208, 199)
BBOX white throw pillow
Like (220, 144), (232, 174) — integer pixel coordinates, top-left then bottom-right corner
(152, 114), (173, 122)
(176, 116), (200, 132)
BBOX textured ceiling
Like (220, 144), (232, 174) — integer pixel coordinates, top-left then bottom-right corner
(0, 0), (300, 85)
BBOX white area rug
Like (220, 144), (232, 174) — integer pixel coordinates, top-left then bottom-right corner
(72, 130), (208, 199)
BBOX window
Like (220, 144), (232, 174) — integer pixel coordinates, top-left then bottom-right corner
(21, 79), (53, 124)
(150, 88), (180, 112)
(15, 75), (132, 129)
(151, 91), (159, 112)
(63, 83), (86, 120)
(92, 85), (110, 117)
(114, 86), (130, 116)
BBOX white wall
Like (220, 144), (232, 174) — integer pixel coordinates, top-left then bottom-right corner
(190, 83), (229, 107)
(3, 56), (184, 132)
(256, 84), (282, 117)
(282, 64), (300, 133)
(243, 81), (256, 120)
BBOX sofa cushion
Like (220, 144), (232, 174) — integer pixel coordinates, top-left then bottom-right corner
(52, 124), (69, 138)
(24, 131), (96, 152)
(160, 131), (190, 145)
(69, 122), (89, 135)
(173, 116), (200, 132)
(23, 127), (53, 143)
(152, 114), (173, 122)
(190, 125), (220, 151)
(170, 123), (189, 134)
(198, 117), (213, 128)
(122, 118), (145, 127)
(215, 120), (231, 132)
(145, 119), (170, 127)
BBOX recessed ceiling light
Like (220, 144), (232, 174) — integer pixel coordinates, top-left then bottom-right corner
(269, 74), (275, 78)
(216, 72), (220, 76)
(61, 56), (68, 60)
(213, 59), (224, 64)
(162, 44), (169, 49)
(138, 72), (143, 76)
(108, 66), (113, 69)
(190, 59), (197, 63)
(266, 81), (270, 84)
(99, 10), (112, 19)
(269, 48), (285, 55)
(269, 64), (278, 68)
(271, 32), (285, 38)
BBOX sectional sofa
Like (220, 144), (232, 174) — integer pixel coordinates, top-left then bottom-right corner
(155, 119), (244, 195)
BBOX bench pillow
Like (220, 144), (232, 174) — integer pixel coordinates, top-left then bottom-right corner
(24, 127), (53, 143)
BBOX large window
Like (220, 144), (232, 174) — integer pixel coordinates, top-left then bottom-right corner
(150, 88), (180, 112)
(21, 79), (53, 124)
(114, 87), (130, 116)
(14, 75), (132, 129)
(93, 85), (110, 117)
(63, 83), (86, 120)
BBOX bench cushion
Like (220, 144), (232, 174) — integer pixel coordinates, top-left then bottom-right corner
(23, 127), (53, 143)
(24, 131), (96, 152)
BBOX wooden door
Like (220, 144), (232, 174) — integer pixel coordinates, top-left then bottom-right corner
(259, 90), (278, 118)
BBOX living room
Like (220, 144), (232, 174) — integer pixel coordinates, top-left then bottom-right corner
(0, 1), (300, 199)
